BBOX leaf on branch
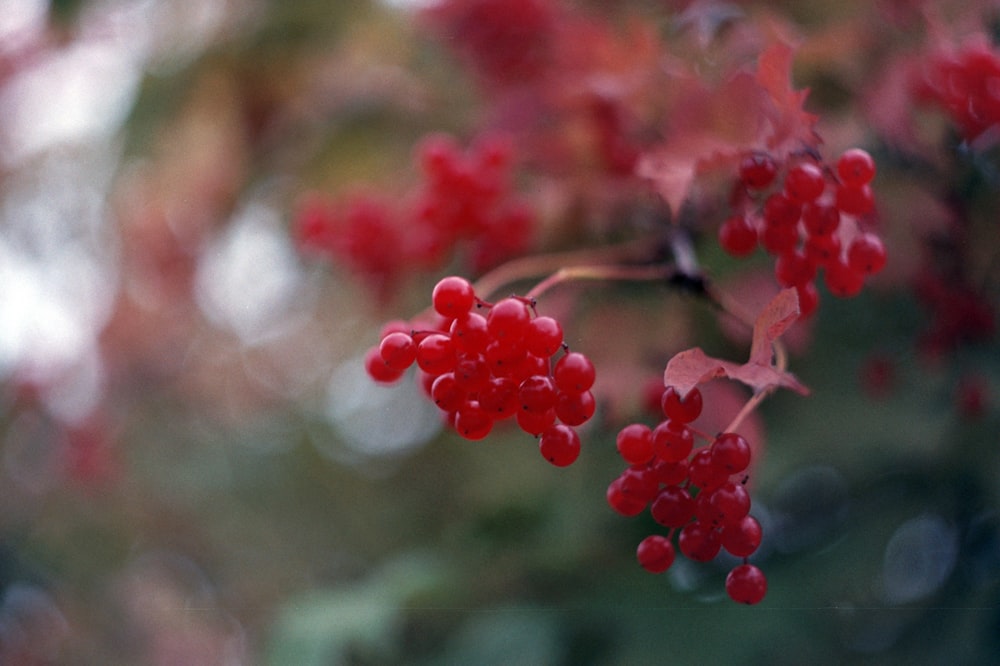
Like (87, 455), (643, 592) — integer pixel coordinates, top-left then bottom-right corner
(638, 41), (820, 216)
(663, 288), (809, 397)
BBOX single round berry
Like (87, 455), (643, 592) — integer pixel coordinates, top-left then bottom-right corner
(431, 372), (467, 412)
(688, 448), (729, 490)
(783, 162), (826, 203)
(378, 331), (417, 371)
(519, 374), (558, 413)
(710, 433), (752, 474)
(824, 259), (865, 298)
(525, 316), (564, 358)
(651, 420), (694, 463)
(364, 345), (406, 383)
(796, 281), (820, 318)
(538, 424), (581, 467)
(847, 233), (887, 275)
(607, 477), (647, 516)
(738, 152), (778, 189)
(725, 563), (767, 605)
(650, 485), (696, 528)
(802, 202), (840, 236)
(774, 250), (817, 288)
(661, 386), (703, 423)
(695, 481), (751, 527)
(721, 514), (763, 557)
(478, 376), (519, 418)
(516, 407), (557, 436)
(618, 466), (659, 505)
(432, 276), (476, 318)
(553, 352), (596, 392)
(637, 535), (676, 573)
(678, 520), (722, 562)
(718, 214), (758, 257)
(555, 389), (596, 426)
(450, 311), (490, 353)
(835, 183), (874, 216)
(454, 401), (493, 440)
(616, 423), (655, 465)
(415, 333), (457, 375)
(762, 192), (802, 227)
(836, 148), (876, 186)
(487, 297), (532, 343)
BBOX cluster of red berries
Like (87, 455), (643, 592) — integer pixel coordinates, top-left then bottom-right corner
(718, 148), (887, 316)
(365, 276), (596, 467)
(607, 385), (767, 605)
(295, 133), (534, 299)
(913, 44), (1000, 143)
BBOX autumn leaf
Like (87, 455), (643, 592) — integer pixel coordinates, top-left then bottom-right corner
(638, 41), (820, 216)
(663, 288), (809, 398)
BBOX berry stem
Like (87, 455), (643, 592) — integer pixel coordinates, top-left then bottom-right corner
(472, 237), (655, 301)
(524, 263), (675, 301)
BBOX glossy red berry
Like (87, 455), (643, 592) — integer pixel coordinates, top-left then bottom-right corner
(525, 315), (563, 357)
(836, 148), (876, 186)
(835, 183), (874, 216)
(650, 485), (696, 528)
(651, 420), (694, 463)
(711, 433), (752, 474)
(726, 563), (767, 605)
(487, 297), (532, 343)
(738, 152), (778, 189)
(553, 352), (595, 392)
(722, 515), (763, 557)
(364, 345), (406, 383)
(847, 233), (887, 275)
(678, 520), (722, 562)
(432, 276), (476, 318)
(538, 424), (581, 467)
(637, 535), (676, 573)
(378, 331), (417, 370)
(783, 162), (826, 203)
(616, 423), (655, 465)
(660, 386), (703, 423)
(719, 214), (759, 257)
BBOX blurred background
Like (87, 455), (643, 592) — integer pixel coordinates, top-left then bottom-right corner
(0, 0), (998, 664)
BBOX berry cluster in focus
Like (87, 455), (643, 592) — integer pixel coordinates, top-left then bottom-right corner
(607, 386), (767, 605)
(718, 148), (887, 316)
(365, 276), (596, 467)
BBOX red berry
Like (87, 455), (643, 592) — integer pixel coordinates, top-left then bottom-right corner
(795, 282), (820, 318)
(553, 352), (595, 392)
(725, 563), (767, 605)
(518, 374), (558, 413)
(678, 521), (722, 561)
(710, 433), (752, 474)
(762, 192), (802, 227)
(847, 233), (887, 275)
(721, 515), (763, 557)
(364, 345), (406, 383)
(651, 420), (694, 463)
(783, 162), (826, 203)
(487, 297), (532, 343)
(454, 401), (493, 440)
(774, 250), (817, 288)
(660, 386), (703, 423)
(650, 486), (696, 528)
(836, 148), (876, 186)
(432, 276), (476, 318)
(824, 259), (865, 298)
(637, 535), (676, 573)
(607, 477), (647, 516)
(688, 448), (729, 490)
(525, 315), (564, 357)
(378, 331), (417, 370)
(555, 389), (596, 426)
(801, 202), (841, 236)
(450, 312), (490, 353)
(718, 215), (758, 257)
(835, 183), (874, 216)
(738, 152), (778, 189)
(516, 407), (557, 436)
(695, 481), (750, 527)
(478, 376), (519, 418)
(538, 424), (581, 467)
(431, 373), (466, 412)
(616, 423), (655, 465)
(759, 223), (799, 256)
(415, 333), (457, 375)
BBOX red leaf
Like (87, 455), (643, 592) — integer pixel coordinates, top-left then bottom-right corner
(664, 288), (809, 397)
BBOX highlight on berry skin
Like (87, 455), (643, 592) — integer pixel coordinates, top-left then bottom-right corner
(366, 276), (596, 467)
